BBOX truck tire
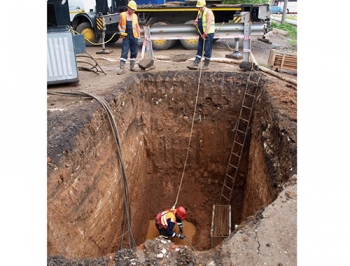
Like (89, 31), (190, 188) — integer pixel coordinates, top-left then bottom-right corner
(151, 22), (176, 50)
(76, 22), (98, 45)
(180, 20), (198, 50)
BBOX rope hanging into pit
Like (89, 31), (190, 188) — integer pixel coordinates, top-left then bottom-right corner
(172, 39), (206, 209)
(47, 91), (137, 250)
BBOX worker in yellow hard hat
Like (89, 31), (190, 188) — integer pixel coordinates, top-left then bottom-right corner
(117, 0), (141, 74)
(155, 206), (187, 239)
(187, 0), (215, 70)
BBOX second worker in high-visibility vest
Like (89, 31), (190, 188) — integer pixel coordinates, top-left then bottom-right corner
(117, 0), (141, 75)
(187, 0), (215, 70)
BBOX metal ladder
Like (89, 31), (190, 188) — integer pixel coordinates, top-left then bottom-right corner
(219, 73), (262, 204)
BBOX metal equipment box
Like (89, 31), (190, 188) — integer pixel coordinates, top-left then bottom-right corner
(47, 30), (78, 85)
(73, 34), (86, 55)
(258, 5), (270, 20)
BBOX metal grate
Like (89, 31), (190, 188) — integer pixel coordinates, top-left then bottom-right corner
(210, 205), (231, 248)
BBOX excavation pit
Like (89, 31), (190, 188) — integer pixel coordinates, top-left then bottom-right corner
(47, 70), (297, 262)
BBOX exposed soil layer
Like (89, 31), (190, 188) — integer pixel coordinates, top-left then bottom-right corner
(47, 33), (297, 265)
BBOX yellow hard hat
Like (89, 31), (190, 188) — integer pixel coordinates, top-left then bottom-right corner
(128, 0), (137, 10)
(196, 0), (206, 7)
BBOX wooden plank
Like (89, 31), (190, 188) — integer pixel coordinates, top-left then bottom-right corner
(268, 49), (297, 72)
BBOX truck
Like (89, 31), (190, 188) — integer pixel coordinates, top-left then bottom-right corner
(68, 0), (270, 50)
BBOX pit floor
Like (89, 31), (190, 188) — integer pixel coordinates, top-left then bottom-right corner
(145, 220), (196, 248)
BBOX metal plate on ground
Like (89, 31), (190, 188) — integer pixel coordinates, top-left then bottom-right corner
(47, 31), (78, 85)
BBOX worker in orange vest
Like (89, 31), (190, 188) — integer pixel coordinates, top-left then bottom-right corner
(117, 0), (141, 74)
(155, 206), (187, 239)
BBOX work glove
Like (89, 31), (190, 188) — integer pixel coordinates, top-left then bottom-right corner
(177, 234), (185, 239)
(137, 38), (142, 45)
(120, 30), (128, 37)
(201, 33), (208, 39)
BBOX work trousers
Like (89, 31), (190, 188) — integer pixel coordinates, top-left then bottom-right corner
(120, 35), (138, 62)
(196, 33), (214, 60)
(155, 221), (169, 237)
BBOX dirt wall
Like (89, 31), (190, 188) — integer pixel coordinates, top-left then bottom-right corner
(242, 81), (297, 219)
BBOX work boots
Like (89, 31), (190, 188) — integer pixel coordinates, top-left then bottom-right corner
(130, 60), (138, 72)
(201, 58), (210, 70)
(187, 56), (201, 70)
(117, 61), (126, 75)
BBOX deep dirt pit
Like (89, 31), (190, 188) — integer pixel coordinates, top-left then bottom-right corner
(47, 71), (296, 265)
(47, 34), (297, 265)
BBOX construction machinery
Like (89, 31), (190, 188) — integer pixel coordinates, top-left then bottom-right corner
(68, 0), (270, 49)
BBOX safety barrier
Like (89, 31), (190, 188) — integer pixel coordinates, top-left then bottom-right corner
(141, 22), (265, 41)
(142, 21), (266, 61)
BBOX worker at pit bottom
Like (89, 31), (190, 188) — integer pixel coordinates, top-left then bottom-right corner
(155, 206), (187, 239)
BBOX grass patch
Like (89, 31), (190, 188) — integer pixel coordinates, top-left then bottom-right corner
(273, 14), (298, 21)
(269, 21), (297, 40)
(286, 15), (297, 20)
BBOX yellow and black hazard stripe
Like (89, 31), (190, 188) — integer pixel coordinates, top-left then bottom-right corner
(233, 15), (241, 23)
(96, 17), (106, 30)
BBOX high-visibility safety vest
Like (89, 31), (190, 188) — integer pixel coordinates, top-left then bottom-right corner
(119, 12), (139, 39)
(197, 8), (215, 34)
(160, 209), (176, 228)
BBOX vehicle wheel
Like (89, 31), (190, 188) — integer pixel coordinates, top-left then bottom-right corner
(105, 34), (120, 44)
(180, 20), (199, 50)
(76, 22), (98, 45)
(151, 22), (176, 50)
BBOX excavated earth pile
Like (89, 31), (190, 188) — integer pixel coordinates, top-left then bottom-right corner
(47, 70), (297, 265)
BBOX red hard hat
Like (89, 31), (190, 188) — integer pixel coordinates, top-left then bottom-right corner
(176, 206), (187, 219)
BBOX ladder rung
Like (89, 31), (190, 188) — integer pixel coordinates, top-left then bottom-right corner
(223, 184), (232, 190)
(248, 81), (259, 86)
(240, 118), (249, 123)
(226, 173), (233, 179)
(226, 173), (236, 180)
(245, 92), (255, 97)
(234, 141), (243, 146)
(228, 163), (238, 169)
(237, 129), (245, 134)
(231, 152), (240, 158)
(221, 194), (230, 201)
(242, 105), (252, 110)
